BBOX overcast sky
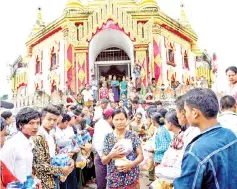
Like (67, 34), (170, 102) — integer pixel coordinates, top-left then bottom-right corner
(0, 0), (236, 97)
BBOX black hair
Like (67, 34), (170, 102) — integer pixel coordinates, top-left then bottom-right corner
(225, 66), (237, 74)
(73, 109), (82, 116)
(61, 113), (71, 123)
(0, 117), (7, 131)
(88, 105), (93, 109)
(112, 108), (128, 119)
(156, 100), (162, 106)
(147, 108), (158, 118)
(16, 107), (41, 130)
(1, 111), (12, 120)
(80, 119), (87, 130)
(220, 95), (236, 110)
(147, 105), (157, 110)
(132, 100), (139, 104)
(152, 112), (165, 125)
(165, 110), (181, 129)
(184, 88), (219, 119)
(53, 105), (63, 114)
(149, 102), (156, 106)
(157, 108), (168, 118)
(69, 105), (77, 111)
(175, 95), (185, 111)
(41, 105), (61, 117)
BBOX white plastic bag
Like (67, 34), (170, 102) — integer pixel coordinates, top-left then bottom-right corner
(114, 139), (133, 166)
(139, 145), (154, 171)
(76, 152), (87, 169)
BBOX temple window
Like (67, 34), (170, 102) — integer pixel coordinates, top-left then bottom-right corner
(183, 50), (189, 70)
(50, 46), (59, 70)
(166, 41), (175, 66)
(35, 55), (42, 74)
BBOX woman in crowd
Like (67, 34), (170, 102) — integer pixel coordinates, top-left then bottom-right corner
(151, 113), (171, 166)
(102, 109), (144, 188)
(99, 82), (109, 100)
(107, 75), (113, 89)
(226, 66), (237, 102)
(111, 75), (120, 102)
(127, 77), (134, 98)
(155, 110), (185, 185)
(120, 76), (128, 99)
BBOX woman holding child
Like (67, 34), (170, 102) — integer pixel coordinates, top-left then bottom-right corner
(101, 109), (144, 188)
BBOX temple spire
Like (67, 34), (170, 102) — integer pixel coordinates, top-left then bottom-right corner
(64, 0), (84, 12)
(30, 7), (45, 36)
(179, 0), (191, 29)
(37, 7), (45, 26)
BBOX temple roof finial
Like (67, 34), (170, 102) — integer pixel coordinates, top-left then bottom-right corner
(30, 7), (45, 35)
(179, 0), (191, 30)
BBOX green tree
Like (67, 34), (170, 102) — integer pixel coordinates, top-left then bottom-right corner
(0, 94), (8, 101)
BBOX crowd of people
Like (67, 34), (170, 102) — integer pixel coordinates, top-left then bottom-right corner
(79, 74), (154, 107)
(0, 66), (237, 189)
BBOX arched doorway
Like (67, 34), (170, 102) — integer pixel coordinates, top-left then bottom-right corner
(95, 47), (131, 81)
(89, 28), (134, 81)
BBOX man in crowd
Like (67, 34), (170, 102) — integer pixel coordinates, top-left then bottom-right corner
(218, 95), (237, 136)
(175, 95), (200, 148)
(173, 88), (237, 188)
(32, 105), (73, 189)
(136, 100), (146, 123)
(93, 98), (109, 122)
(93, 108), (113, 189)
(0, 108), (41, 184)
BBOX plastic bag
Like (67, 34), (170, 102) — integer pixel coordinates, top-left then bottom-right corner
(114, 139), (133, 166)
(139, 147), (154, 171)
(143, 138), (155, 152)
(81, 130), (92, 144)
(149, 179), (173, 189)
(57, 138), (72, 149)
(51, 154), (70, 176)
(115, 139), (133, 156)
(6, 176), (38, 189)
(76, 152), (87, 169)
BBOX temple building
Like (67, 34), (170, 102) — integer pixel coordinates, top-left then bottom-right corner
(11, 0), (215, 107)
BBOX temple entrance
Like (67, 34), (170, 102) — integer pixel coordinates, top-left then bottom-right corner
(95, 47), (131, 81)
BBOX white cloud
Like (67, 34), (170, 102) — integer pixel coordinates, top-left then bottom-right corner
(0, 0), (236, 96)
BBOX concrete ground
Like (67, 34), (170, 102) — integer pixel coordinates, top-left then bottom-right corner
(85, 171), (151, 189)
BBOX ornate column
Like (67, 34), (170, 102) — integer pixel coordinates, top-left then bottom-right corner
(75, 46), (88, 93)
(65, 43), (75, 94)
(134, 44), (149, 87)
(152, 32), (162, 86)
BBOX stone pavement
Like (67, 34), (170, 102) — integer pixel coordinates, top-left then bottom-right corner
(85, 171), (151, 189)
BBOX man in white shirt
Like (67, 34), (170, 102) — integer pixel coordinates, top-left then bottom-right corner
(218, 95), (237, 136)
(54, 113), (72, 145)
(175, 96), (200, 148)
(136, 100), (147, 124)
(81, 83), (94, 104)
(32, 105), (73, 189)
(93, 108), (113, 189)
(0, 107), (41, 183)
(93, 98), (109, 122)
(63, 112), (77, 139)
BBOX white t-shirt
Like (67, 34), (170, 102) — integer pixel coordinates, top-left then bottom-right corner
(218, 111), (237, 136)
(92, 119), (113, 157)
(39, 126), (56, 158)
(0, 132), (34, 182)
(82, 89), (93, 101)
